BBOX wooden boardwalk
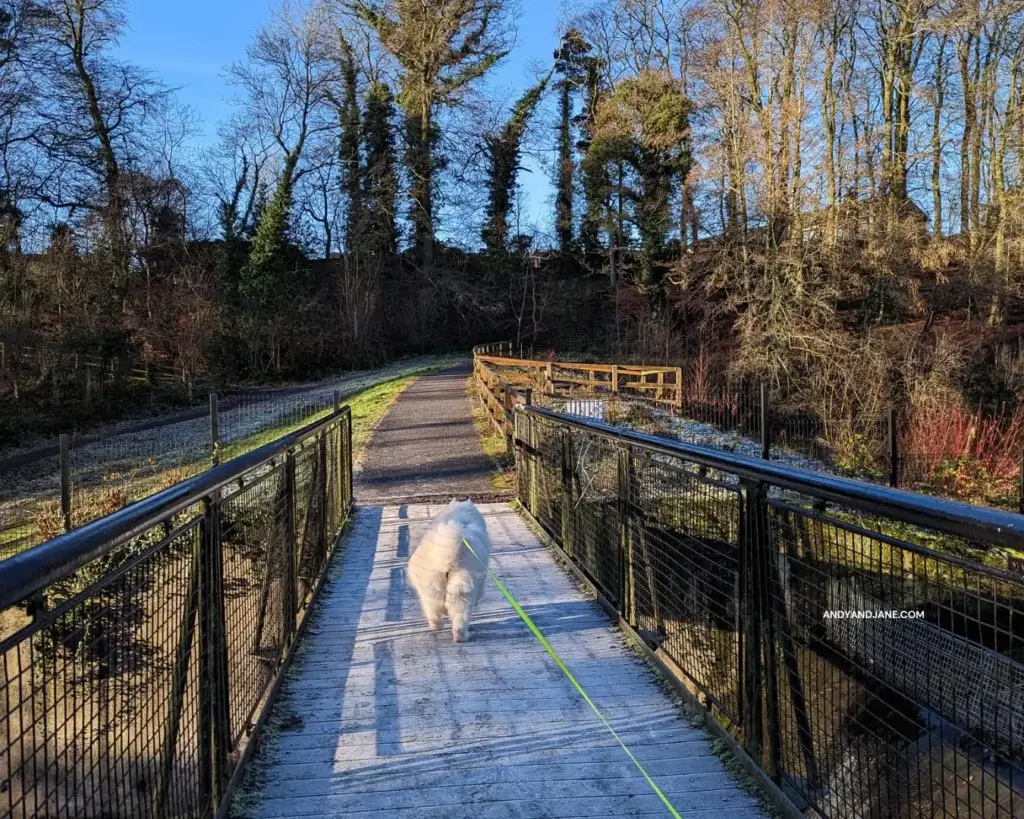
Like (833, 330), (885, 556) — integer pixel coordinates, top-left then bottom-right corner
(245, 502), (768, 818)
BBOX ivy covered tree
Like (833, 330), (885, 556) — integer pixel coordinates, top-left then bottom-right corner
(481, 75), (550, 253)
(360, 81), (399, 261)
(590, 70), (691, 301)
(353, 0), (510, 274)
(336, 33), (363, 252)
(552, 29), (592, 259)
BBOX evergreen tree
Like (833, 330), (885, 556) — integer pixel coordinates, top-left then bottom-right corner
(354, 0), (509, 274)
(360, 81), (399, 260)
(552, 29), (592, 258)
(590, 71), (691, 301)
(481, 76), (550, 253)
(338, 34), (363, 253)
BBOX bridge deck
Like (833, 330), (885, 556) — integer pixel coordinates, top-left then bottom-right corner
(244, 502), (768, 818)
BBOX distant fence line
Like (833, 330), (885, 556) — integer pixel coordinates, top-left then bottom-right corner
(0, 387), (350, 561)
(0, 341), (209, 401)
(472, 342), (1024, 514)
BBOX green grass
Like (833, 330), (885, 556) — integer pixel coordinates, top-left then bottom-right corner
(349, 374), (423, 459)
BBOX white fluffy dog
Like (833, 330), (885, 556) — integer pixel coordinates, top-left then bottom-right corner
(407, 499), (491, 642)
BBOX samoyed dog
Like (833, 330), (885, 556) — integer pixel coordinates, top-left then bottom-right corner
(407, 499), (491, 642)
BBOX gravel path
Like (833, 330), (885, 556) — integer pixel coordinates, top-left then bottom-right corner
(354, 365), (509, 505)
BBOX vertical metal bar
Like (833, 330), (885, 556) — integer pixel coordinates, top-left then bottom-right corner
(741, 479), (766, 761)
(617, 446), (631, 618)
(319, 432), (329, 575)
(333, 389), (341, 415)
(760, 382), (770, 460)
(59, 434), (72, 532)
(560, 430), (573, 558)
(345, 413), (354, 513)
(210, 392), (220, 466)
(199, 497), (231, 808)
(283, 450), (298, 647)
(196, 509), (214, 811)
(888, 407), (899, 488)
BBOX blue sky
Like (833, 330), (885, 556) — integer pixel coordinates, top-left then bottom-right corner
(113, 0), (561, 237)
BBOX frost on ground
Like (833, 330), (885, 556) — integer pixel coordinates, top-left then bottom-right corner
(0, 355), (463, 553)
(546, 394), (850, 511)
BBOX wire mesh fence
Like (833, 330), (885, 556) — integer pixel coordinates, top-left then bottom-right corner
(0, 406), (353, 819)
(516, 405), (1024, 819)
(1, 355), (456, 561)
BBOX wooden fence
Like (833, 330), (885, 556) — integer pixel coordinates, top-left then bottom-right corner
(471, 342), (684, 451)
(0, 341), (201, 400)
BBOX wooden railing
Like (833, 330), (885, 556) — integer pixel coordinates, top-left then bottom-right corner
(471, 342), (685, 452)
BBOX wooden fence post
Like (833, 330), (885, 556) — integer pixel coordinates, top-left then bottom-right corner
(60, 434), (72, 532)
(888, 407), (899, 488)
(675, 367), (683, 413)
(210, 393), (220, 466)
(760, 382), (770, 460)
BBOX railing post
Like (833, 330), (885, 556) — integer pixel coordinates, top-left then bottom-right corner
(523, 388), (532, 406)
(333, 389), (341, 415)
(611, 364), (619, 395)
(283, 449), (298, 647)
(198, 496), (231, 810)
(560, 429), (574, 558)
(617, 446), (632, 620)
(675, 367), (683, 414)
(210, 392), (220, 466)
(888, 407), (899, 488)
(760, 382), (770, 460)
(59, 433), (72, 532)
(503, 382), (514, 456)
(740, 479), (767, 761)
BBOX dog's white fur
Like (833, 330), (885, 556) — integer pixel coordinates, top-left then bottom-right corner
(407, 499), (491, 642)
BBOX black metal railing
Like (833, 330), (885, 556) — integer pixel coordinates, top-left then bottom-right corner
(0, 406), (353, 819)
(516, 405), (1024, 819)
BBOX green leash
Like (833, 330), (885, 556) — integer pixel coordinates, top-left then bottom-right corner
(460, 538), (683, 818)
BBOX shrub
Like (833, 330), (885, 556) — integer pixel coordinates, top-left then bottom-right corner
(902, 401), (1024, 505)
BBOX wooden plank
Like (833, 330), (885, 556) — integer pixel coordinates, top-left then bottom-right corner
(247, 504), (768, 819)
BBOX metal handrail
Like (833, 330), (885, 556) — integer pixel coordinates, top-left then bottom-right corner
(0, 406), (352, 612)
(521, 405), (1024, 552)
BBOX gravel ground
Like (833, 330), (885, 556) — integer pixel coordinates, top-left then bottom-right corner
(354, 364), (510, 505)
(0, 355), (464, 553)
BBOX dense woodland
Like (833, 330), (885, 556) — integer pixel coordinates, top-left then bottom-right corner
(3, 0), (1024, 489)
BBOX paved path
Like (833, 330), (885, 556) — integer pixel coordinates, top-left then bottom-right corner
(355, 364), (508, 505)
(247, 503), (768, 818)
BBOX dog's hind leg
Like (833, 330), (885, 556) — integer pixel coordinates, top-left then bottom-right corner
(414, 577), (446, 632)
(445, 570), (475, 642)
